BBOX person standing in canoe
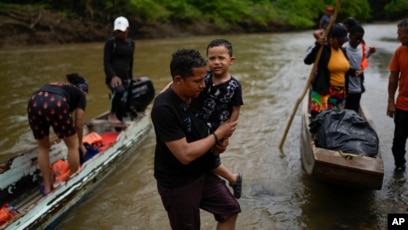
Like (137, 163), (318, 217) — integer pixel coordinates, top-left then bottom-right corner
(27, 73), (88, 195)
(151, 49), (240, 229)
(304, 23), (351, 117)
(104, 16), (135, 122)
(387, 18), (408, 172)
(319, 6), (334, 30)
(343, 25), (376, 113)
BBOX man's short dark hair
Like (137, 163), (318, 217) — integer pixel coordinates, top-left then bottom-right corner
(343, 17), (359, 30)
(207, 39), (233, 56)
(398, 18), (408, 29)
(349, 25), (365, 36)
(170, 49), (207, 79)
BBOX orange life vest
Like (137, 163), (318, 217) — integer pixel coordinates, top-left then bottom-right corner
(52, 160), (71, 183)
(360, 42), (369, 70)
(0, 203), (18, 226)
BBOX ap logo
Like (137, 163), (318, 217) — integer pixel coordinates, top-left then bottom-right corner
(388, 214), (408, 229)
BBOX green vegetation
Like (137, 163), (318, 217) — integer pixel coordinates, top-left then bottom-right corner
(385, 0), (408, 20)
(1, 0), (407, 31)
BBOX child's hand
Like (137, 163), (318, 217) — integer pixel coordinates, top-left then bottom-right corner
(355, 69), (364, 77)
(211, 138), (229, 155)
(216, 121), (237, 140)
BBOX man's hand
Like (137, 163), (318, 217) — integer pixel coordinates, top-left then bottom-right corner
(111, 76), (122, 88)
(387, 102), (396, 118)
(211, 138), (229, 155)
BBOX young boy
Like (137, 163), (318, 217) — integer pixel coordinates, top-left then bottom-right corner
(343, 25), (376, 113)
(200, 39), (244, 199)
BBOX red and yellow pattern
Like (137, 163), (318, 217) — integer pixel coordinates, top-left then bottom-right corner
(27, 91), (76, 139)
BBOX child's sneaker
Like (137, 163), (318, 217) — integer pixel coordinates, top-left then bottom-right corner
(229, 173), (242, 199)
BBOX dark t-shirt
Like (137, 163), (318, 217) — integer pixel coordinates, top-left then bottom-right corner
(38, 83), (86, 112)
(151, 88), (221, 188)
(199, 72), (244, 132)
(320, 14), (331, 29)
(103, 37), (135, 85)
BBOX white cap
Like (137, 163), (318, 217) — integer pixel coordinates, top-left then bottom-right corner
(113, 16), (129, 32)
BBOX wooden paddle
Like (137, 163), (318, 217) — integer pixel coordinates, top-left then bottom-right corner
(278, 0), (342, 150)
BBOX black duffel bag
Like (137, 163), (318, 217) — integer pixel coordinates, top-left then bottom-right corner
(309, 109), (379, 157)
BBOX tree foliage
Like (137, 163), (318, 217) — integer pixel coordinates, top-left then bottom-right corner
(385, 0), (408, 20)
(0, 0), (404, 31)
(339, 0), (371, 22)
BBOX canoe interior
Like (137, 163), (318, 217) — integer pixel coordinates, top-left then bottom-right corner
(300, 90), (384, 190)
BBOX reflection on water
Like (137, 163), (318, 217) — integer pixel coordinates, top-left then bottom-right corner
(0, 22), (406, 229)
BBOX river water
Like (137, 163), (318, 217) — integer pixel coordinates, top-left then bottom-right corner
(0, 22), (406, 229)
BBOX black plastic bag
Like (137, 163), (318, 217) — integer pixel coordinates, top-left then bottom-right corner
(309, 109), (379, 157)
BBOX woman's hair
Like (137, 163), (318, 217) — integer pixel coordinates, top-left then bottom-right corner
(66, 73), (88, 93)
(330, 23), (348, 44)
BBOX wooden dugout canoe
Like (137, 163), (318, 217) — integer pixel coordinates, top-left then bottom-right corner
(300, 90), (384, 190)
(0, 109), (152, 229)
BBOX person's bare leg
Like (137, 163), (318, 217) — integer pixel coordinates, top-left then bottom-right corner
(213, 164), (238, 184)
(217, 214), (237, 230)
(108, 112), (121, 123)
(63, 134), (80, 174)
(37, 137), (52, 193)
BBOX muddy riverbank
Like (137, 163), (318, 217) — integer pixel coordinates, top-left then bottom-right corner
(0, 7), (290, 47)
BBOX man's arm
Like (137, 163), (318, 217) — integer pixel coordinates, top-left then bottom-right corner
(387, 71), (399, 118)
(165, 120), (237, 165)
(129, 40), (135, 78)
(103, 39), (117, 84)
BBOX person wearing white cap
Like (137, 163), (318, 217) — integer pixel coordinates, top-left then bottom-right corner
(113, 16), (129, 32)
(103, 16), (135, 122)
